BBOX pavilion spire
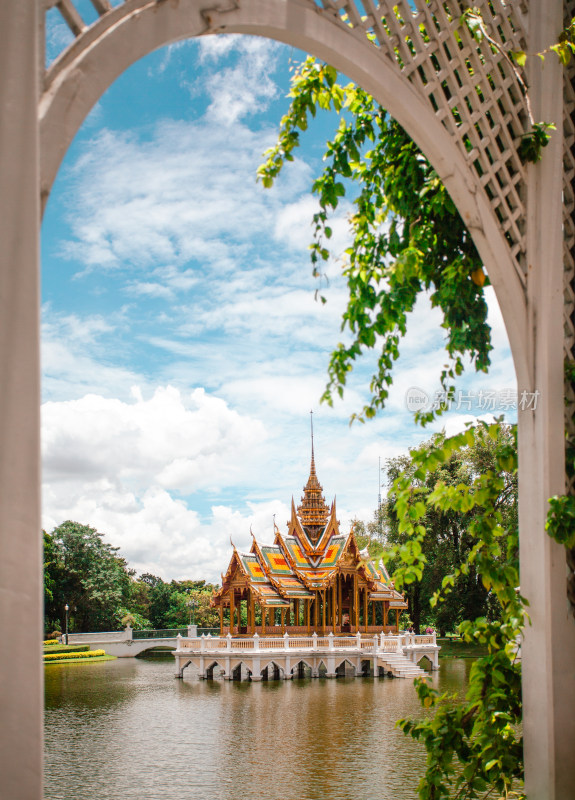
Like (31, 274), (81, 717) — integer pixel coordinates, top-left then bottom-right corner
(297, 412), (329, 543)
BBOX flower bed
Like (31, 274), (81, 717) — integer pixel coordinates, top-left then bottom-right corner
(43, 639), (59, 646)
(44, 649), (106, 662)
(43, 644), (89, 655)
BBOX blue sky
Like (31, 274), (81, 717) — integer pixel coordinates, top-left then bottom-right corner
(41, 24), (517, 582)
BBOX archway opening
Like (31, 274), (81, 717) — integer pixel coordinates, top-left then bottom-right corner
(41, 31), (517, 626)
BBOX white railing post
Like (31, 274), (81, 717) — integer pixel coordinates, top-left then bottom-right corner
(124, 624), (133, 641)
(226, 632), (232, 651)
(312, 632), (318, 651)
(328, 632), (334, 652)
(176, 633), (181, 650)
(200, 634), (206, 653)
(373, 634), (379, 653)
(355, 631), (362, 649)
(253, 632), (260, 653)
(380, 632), (385, 648)
(284, 632), (290, 651)
(432, 630), (437, 646)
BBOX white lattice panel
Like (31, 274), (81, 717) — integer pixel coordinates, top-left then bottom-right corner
(315, 0), (529, 283)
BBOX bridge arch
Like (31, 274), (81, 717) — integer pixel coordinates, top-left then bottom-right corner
(205, 659), (226, 679)
(291, 658), (314, 676)
(260, 660), (285, 680)
(335, 658), (357, 677)
(134, 644), (177, 656)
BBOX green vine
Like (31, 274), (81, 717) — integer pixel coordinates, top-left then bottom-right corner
(258, 11), (575, 795)
(258, 59), (492, 424)
(388, 422), (525, 800)
(516, 122), (556, 164)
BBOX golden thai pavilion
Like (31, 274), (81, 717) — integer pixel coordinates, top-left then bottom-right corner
(212, 443), (408, 635)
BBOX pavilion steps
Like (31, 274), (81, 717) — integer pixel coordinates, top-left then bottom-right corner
(376, 653), (428, 679)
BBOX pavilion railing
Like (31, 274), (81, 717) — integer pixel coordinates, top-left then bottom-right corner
(176, 631), (437, 653)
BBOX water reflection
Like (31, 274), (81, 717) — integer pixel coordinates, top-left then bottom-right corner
(45, 658), (470, 800)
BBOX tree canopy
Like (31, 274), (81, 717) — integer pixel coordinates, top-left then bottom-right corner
(389, 423), (523, 800)
(43, 521), (219, 634)
(383, 424), (517, 635)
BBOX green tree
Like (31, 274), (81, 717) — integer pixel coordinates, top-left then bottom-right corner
(48, 521), (133, 632)
(165, 584), (220, 629)
(145, 576), (173, 629)
(389, 423), (523, 800)
(382, 425), (517, 635)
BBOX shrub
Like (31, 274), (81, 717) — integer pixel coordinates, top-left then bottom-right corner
(43, 649), (107, 661)
(43, 645), (89, 655)
(43, 639), (59, 646)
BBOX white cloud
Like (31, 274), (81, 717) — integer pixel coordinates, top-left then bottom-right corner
(42, 385), (265, 491)
(61, 119), (310, 275)
(41, 34), (519, 586)
(203, 38), (282, 125)
(41, 386), (274, 580)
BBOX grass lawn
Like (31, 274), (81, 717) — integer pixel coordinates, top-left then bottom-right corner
(44, 654), (116, 665)
(43, 643), (90, 654)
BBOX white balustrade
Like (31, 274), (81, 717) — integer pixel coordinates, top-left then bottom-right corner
(172, 632), (436, 661)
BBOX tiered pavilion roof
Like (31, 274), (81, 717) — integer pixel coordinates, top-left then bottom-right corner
(212, 441), (407, 636)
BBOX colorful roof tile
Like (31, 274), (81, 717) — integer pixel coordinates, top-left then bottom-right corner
(259, 545), (293, 575)
(212, 435), (408, 615)
(240, 553), (267, 582)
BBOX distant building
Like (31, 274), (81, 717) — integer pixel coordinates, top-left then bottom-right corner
(212, 442), (407, 635)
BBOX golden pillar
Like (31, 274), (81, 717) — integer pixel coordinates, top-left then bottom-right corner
(230, 589), (235, 635)
(332, 582), (337, 630)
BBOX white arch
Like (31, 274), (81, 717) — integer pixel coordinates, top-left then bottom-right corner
(205, 659), (226, 678)
(335, 658), (357, 676)
(39, 0), (529, 385)
(291, 658), (313, 672)
(260, 659), (284, 673)
(0, 3), (572, 798)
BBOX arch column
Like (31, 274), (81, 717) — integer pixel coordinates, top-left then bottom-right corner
(519, 3), (575, 796)
(0, 4), (42, 800)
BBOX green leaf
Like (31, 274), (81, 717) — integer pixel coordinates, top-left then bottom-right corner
(510, 50), (527, 67)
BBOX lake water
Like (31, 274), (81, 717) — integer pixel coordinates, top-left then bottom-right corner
(44, 656), (472, 800)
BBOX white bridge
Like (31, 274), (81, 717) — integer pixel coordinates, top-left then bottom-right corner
(174, 632), (440, 681)
(66, 627), (192, 658)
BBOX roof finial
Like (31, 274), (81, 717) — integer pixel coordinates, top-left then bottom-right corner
(310, 409), (316, 475)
